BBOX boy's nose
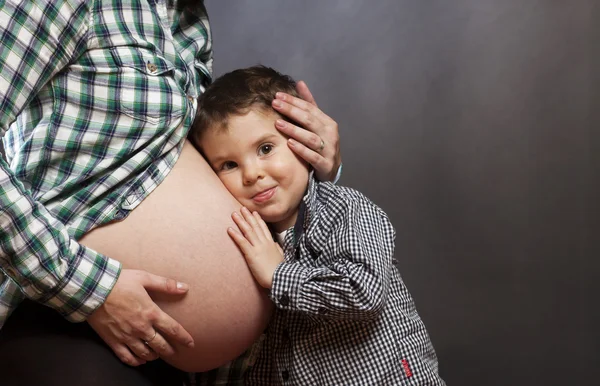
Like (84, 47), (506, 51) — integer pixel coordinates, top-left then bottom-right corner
(243, 165), (265, 186)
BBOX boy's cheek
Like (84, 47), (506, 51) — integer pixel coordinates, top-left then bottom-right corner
(219, 175), (241, 197)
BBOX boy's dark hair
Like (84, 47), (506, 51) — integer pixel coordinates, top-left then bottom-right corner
(190, 65), (299, 145)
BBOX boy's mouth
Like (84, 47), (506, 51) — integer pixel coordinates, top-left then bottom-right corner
(252, 187), (277, 203)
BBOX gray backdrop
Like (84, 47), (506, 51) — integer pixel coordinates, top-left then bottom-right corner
(205, 1), (598, 385)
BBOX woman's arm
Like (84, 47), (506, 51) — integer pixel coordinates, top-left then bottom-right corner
(0, 0), (194, 366)
(0, 0), (113, 322)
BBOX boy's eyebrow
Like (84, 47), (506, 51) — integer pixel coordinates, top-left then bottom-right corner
(251, 133), (279, 147)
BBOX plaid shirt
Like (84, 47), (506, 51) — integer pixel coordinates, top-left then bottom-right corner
(242, 174), (445, 385)
(0, 0), (211, 328)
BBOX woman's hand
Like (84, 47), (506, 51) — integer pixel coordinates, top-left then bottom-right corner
(87, 270), (195, 366)
(227, 207), (284, 289)
(272, 81), (341, 182)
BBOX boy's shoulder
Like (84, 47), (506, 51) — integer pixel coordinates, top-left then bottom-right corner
(310, 178), (390, 223)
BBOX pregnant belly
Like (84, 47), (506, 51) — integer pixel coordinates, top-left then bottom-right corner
(79, 141), (273, 372)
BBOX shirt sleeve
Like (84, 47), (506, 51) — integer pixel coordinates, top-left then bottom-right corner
(192, 1), (213, 87)
(0, 0), (121, 321)
(199, 2), (213, 76)
(269, 195), (396, 321)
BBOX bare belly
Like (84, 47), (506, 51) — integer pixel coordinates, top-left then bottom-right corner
(78, 140), (273, 372)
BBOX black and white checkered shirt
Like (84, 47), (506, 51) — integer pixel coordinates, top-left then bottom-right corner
(245, 174), (445, 385)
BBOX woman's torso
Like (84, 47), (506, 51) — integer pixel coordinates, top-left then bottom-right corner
(2, 0), (272, 371)
(2, 0), (212, 237)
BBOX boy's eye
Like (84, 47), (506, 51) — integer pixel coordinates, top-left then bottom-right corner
(220, 161), (237, 171)
(258, 144), (273, 156)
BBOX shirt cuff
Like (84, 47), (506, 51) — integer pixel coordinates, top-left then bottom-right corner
(43, 246), (122, 322)
(333, 163), (343, 184)
(269, 262), (306, 311)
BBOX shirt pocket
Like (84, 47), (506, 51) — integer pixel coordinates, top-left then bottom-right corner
(110, 47), (185, 124)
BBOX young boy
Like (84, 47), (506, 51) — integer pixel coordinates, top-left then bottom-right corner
(189, 66), (445, 385)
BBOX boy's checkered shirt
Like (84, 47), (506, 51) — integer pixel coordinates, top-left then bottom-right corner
(242, 174), (446, 385)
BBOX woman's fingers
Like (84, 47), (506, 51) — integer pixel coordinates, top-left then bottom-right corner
(288, 137), (330, 171)
(272, 95), (331, 134)
(275, 119), (324, 153)
(272, 87), (341, 182)
(275, 118), (334, 178)
(296, 80), (317, 107)
(87, 269), (194, 367)
(143, 331), (175, 358)
(128, 337), (159, 362)
(98, 330), (146, 366)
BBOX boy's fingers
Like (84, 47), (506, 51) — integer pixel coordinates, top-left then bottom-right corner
(241, 207), (265, 241)
(228, 227), (252, 256)
(232, 212), (259, 245)
(253, 211), (272, 240)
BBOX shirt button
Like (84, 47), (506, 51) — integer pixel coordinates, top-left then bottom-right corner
(146, 62), (158, 73)
(281, 370), (290, 381)
(279, 292), (290, 307)
(187, 95), (195, 103)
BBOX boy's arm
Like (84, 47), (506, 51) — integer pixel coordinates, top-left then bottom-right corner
(270, 196), (396, 321)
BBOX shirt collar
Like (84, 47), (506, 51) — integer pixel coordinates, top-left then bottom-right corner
(288, 171), (318, 248)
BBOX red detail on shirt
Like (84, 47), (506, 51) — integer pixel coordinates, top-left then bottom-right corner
(401, 359), (413, 378)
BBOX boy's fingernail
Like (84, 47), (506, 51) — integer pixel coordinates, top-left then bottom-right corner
(272, 100), (282, 108)
(276, 92), (285, 99)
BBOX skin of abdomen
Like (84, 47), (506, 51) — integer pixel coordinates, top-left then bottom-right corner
(79, 141), (273, 372)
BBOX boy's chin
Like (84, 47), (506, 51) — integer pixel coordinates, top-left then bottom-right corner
(257, 211), (289, 228)
(258, 213), (283, 224)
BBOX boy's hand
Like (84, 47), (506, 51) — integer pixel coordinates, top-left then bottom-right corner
(228, 207), (284, 289)
(272, 81), (341, 182)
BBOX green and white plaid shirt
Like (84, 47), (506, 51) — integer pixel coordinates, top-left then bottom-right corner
(0, 0), (211, 330)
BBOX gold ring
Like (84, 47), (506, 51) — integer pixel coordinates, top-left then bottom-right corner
(318, 139), (325, 153)
(144, 330), (157, 345)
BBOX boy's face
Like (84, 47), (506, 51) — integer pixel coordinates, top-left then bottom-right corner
(200, 109), (310, 232)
